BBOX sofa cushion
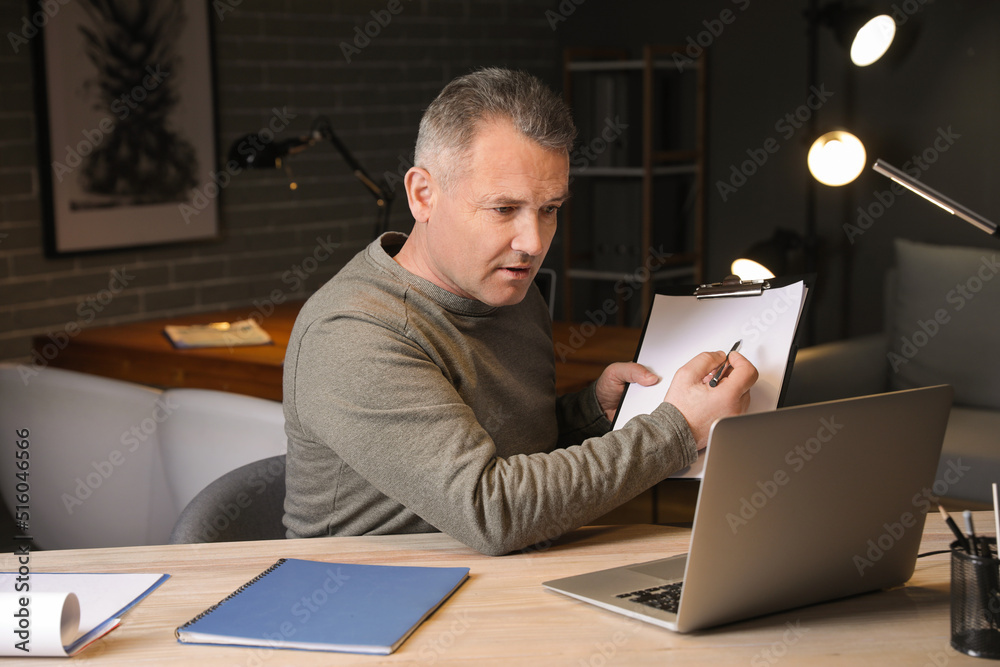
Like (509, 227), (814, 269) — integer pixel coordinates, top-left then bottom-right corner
(934, 406), (1000, 506)
(889, 238), (1000, 410)
(785, 334), (887, 405)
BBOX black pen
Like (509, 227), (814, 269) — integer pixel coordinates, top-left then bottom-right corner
(710, 340), (741, 387)
(939, 505), (970, 553)
(964, 510), (981, 557)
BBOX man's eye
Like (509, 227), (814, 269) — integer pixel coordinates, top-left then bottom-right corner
(543, 205), (560, 215)
(494, 207), (514, 215)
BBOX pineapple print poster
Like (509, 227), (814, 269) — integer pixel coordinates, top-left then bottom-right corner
(39, 0), (218, 253)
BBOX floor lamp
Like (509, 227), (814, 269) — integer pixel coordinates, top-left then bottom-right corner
(802, 0), (896, 341)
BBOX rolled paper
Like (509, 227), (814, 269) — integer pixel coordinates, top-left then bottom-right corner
(0, 591), (80, 657)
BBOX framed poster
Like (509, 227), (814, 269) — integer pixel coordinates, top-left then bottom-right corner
(34, 0), (219, 254)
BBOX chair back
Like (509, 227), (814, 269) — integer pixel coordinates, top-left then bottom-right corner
(169, 455), (286, 543)
(157, 388), (287, 515)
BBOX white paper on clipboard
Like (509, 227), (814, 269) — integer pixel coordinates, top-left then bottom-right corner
(612, 280), (807, 478)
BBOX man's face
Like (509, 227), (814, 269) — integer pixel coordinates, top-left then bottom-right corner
(420, 119), (570, 307)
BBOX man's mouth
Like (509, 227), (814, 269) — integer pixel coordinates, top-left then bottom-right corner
(499, 265), (533, 278)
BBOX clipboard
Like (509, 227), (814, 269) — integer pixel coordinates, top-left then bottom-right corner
(610, 274), (813, 479)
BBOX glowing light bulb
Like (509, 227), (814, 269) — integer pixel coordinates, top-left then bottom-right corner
(808, 131), (866, 186)
(851, 15), (896, 66)
(730, 258), (775, 281)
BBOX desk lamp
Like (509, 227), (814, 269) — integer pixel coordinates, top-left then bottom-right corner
(730, 229), (804, 280)
(228, 116), (394, 237)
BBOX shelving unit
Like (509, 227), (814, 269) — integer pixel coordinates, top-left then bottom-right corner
(560, 44), (707, 325)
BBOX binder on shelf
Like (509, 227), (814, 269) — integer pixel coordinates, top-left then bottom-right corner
(611, 274), (812, 479)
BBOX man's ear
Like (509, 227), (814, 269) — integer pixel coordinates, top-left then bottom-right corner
(404, 167), (435, 224)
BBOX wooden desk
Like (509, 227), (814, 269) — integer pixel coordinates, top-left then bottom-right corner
(33, 304), (640, 401)
(0, 516), (980, 665)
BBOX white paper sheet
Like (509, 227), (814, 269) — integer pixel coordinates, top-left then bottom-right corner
(0, 572), (168, 657)
(613, 281), (807, 478)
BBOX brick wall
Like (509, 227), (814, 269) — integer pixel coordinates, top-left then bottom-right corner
(0, 0), (558, 362)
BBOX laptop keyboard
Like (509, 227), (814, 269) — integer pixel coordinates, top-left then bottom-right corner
(616, 582), (683, 614)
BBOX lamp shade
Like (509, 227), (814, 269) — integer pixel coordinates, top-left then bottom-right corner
(808, 130), (866, 186)
(850, 14), (896, 66)
(731, 257), (776, 281)
(731, 229), (803, 279)
(817, 3), (897, 67)
(227, 134), (311, 170)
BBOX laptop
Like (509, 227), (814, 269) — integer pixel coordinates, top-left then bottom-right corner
(544, 385), (953, 633)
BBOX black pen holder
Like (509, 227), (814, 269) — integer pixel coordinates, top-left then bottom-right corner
(951, 537), (1000, 659)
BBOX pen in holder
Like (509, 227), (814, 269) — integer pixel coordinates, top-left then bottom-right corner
(951, 537), (1000, 659)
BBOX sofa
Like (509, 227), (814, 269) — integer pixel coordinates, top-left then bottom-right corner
(784, 238), (1000, 508)
(0, 364), (287, 550)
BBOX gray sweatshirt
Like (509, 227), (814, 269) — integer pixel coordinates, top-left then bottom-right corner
(282, 233), (696, 555)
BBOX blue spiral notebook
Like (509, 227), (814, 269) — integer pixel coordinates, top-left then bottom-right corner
(175, 558), (469, 655)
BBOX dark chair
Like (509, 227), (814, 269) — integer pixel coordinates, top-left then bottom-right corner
(168, 455), (287, 544)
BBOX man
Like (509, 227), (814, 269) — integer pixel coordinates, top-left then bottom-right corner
(283, 68), (756, 555)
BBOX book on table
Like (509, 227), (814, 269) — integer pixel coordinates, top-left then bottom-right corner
(175, 558), (470, 655)
(163, 318), (272, 349)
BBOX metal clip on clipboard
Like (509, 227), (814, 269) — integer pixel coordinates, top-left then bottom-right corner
(693, 275), (771, 299)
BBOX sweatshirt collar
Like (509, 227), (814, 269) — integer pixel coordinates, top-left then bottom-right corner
(368, 232), (499, 317)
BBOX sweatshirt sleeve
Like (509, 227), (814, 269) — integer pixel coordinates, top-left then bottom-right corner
(554, 382), (613, 447)
(287, 313), (697, 556)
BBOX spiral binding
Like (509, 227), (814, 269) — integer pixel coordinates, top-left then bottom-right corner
(176, 558), (289, 633)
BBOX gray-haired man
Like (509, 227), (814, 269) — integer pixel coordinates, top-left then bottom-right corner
(282, 68), (757, 555)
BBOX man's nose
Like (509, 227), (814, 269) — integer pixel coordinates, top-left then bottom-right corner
(511, 214), (544, 257)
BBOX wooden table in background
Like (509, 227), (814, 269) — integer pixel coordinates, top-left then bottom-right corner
(32, 302), (641, 401)
(0, 516), (976, 665)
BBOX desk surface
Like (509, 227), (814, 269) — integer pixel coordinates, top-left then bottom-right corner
(34, 303), (641, 400)
(1, 517), (982, 665)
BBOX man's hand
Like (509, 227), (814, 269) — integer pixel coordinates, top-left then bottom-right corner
(664, 350), (758, 450)
(594, 362), (661, 423)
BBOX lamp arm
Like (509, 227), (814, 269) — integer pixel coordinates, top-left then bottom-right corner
(312, 117), (392, 206)
(872, 160), (999, 237)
